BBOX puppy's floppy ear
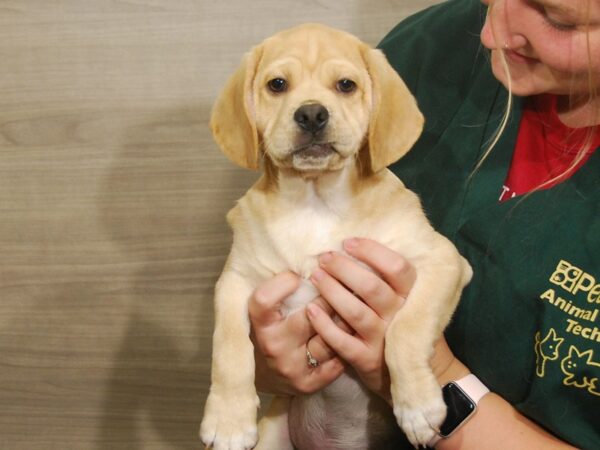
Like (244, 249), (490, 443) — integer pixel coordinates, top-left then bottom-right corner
(210, 45), (263, 170)
(364, 48), (424, 172)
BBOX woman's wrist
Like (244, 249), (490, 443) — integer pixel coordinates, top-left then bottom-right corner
(430, 337), (471, 386)
(436, 356), (471, 386)
(435, 392), (577, 450)
(427, 342), (576, 449)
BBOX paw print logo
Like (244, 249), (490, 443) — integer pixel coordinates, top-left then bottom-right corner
(549, 260), (583, 293)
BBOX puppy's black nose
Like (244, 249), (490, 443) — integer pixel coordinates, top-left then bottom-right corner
(294, 104), (329, 134)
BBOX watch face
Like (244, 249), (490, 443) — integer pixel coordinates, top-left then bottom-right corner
(439, 382), (476, 437)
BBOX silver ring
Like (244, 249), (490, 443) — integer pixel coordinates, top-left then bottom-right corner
(306, 340), (319, 368)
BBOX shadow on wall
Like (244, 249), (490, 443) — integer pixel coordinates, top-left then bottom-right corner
(97, 313), (198, 450)
(95, 101), (256, 449)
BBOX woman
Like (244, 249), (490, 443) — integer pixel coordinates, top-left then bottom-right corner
(249, 0), (600, 448)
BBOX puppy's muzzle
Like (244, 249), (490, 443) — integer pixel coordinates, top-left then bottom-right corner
(292, 103), (335, 161)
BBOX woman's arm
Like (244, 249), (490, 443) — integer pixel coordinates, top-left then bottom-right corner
(307, 238), (577, 449)
(249, 238), (577, 448)
(426, 339), (575, 450)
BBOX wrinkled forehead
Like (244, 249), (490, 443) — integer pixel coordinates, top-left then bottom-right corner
(257, 24), (367, 75)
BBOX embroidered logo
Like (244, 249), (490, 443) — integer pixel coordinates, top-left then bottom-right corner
(560, 346), (600, 396)
(549, 259), (600, 303)
(535, 260), (599, 398)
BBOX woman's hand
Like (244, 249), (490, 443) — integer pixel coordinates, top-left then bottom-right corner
(306, 237), (417, 401)
(249, 271), (345, 395)
(249, 237), (464, 400)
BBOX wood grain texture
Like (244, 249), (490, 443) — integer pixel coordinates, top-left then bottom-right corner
(0, 1), (437, 448)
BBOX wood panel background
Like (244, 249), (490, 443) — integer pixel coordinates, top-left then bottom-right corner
(0, 1), (437, 448)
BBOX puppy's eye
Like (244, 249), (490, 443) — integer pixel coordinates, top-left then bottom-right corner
(336, 79), (357, 93)
(267, 78), (288, 93)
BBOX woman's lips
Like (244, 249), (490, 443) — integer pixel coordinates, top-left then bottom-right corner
(504, 49), (538, 64)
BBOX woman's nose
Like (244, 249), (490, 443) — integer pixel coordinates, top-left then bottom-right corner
(480, 0), (527, 50)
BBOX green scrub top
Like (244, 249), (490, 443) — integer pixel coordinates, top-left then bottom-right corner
(379, 0), (600, 448)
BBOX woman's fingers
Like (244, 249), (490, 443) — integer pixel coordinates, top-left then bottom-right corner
(307, 303), (362, 362)
(311, 267), (384, 341)
(249, 271), (300, 327)
(254, 336), (344, 395)
(297, 358), (346, 393)
(343, 238), (416, 298)
(306, 333), (337, 363)
(307, 285), (391, 400)
(316, 251), (399, 320)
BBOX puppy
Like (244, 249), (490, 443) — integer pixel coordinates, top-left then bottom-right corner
(200, 23), (472, 450)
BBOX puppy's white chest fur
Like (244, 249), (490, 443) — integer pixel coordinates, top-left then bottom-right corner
(266, 179), (350, 313)
(239, 171), (356, 281)
(269, 183), (340, 274)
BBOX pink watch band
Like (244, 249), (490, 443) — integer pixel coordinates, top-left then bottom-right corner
(427, 374), (490, 447)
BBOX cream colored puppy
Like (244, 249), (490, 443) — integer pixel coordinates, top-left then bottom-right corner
(200, 24), (472, 450)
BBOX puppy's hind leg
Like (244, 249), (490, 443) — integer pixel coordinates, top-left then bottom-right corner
(255, 396), (294, 450)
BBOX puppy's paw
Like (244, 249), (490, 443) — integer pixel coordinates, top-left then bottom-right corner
(392, 382), (446, 447)
(200, 391), (260, 450)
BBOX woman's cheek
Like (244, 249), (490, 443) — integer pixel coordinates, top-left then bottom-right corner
(533, 33), (594, 74)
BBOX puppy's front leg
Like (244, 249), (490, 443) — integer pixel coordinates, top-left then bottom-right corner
(386, 243), (471, 447)
(200, 268), (259, 450)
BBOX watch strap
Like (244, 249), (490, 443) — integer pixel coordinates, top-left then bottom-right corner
(456, 373), (489, 403)
(427, 374), (490, 447)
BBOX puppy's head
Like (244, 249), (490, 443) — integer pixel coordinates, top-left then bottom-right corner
(210, 23), (423, 176)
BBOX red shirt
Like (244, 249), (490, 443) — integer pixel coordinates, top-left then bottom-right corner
(499, 94), (599, 202)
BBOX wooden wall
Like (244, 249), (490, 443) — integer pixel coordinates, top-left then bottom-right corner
(0, 1), (436, 448)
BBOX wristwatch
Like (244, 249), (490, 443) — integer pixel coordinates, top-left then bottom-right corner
(427, 374), (490, 448)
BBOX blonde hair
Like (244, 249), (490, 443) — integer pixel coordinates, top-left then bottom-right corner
(475, 0), (599, 192)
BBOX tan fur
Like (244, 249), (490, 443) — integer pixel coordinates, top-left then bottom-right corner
(200, 24), (472, 450)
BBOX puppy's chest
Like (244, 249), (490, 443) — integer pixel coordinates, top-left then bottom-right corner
(236, 181), (411, 282)
(266, 204), (342, 278)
